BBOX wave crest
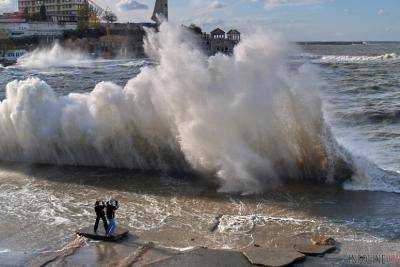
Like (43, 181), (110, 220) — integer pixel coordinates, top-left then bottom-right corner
(315, 53), (399, 64)
(0, 24), (347, 192)
(17, 42), (92, 69)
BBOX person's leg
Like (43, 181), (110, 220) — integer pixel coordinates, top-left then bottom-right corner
(107, 219), (116, 236)
(101, 214), (108, 233)
(94, 215), (100, 232)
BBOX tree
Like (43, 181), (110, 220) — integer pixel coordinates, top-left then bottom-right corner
(0, 30), (14, 53)
(39, 4), (47, 21)
(77, 1), (90, 32)
(23, 7), (30, 21)
(102, 10), (117, 24)
(188, 24), (203, 35)
(89, 14), (100, 30)
(31, 12), (41, 22)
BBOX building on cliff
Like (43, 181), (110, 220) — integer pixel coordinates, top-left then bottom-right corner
(17, 0), (104, 23)
(0, 21), (76, 41)
(202, 28), (241, 55)
(0, 12), (25, 23)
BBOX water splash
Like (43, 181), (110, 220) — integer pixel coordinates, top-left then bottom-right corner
(0, 23), (343, 192)
(17, 42), (92, 69)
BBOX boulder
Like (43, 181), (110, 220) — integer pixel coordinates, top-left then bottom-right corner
(310, 235), (336, 246)
(292, 233), (336, 256)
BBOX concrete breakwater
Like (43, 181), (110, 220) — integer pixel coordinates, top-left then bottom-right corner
(0, 24), (150, 63)
(62, 24), (149, 58)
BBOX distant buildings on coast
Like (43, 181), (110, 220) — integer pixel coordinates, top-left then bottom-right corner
(17, 0), (104, 23)
(0, 0), (240, 65)
(202, 28), (241, 55)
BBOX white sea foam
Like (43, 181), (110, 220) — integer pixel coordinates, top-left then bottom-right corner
(0, 23), (335, 192)
(17, 42), (92, 69)
(218, 215), (256, 234)
(315, 53), (399, 64)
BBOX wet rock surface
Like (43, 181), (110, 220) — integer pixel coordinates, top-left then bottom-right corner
(310, 235), (336, 246)
(292, 233), (336, 256)
(147, 247), (252, 267)
(243, 246), (305, 267)
(76, 226), (129, 241)
(31, 231), (343, 267)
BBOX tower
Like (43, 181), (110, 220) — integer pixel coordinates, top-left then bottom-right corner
(151, 0), (168, 24)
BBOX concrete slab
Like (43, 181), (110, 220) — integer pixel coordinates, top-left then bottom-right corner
(76, 226), (129, 242)
(146, 247), (253, 267)
(243, 246), (305, 267)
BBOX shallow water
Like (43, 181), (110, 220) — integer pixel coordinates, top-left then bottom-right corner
(1, 162), (399, 265)
(1, 38), (400, 263)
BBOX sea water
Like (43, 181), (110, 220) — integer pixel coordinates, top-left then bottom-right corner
(0, 25), (399, 264)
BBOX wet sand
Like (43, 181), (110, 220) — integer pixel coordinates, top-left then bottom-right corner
(1, 163), (400, 266)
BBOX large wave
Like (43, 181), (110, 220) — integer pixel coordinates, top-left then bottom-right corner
(17, 42), (92, 69)
(314, 53), (399, 64)
(0, 24), (348, 192)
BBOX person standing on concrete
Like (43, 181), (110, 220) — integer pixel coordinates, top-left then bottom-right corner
(94, 200), (108, 233)
(106, 199), (119, 236)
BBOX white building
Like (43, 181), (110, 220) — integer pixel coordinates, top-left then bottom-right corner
(0, 22), (76, 39)
(18, 0), (104, 23)
(3, 49), (27, 61)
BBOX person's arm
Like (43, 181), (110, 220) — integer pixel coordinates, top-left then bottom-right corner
(115, 201), (119, 210)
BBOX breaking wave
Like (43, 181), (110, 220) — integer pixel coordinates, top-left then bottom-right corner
(17, 42), (92, 69)
(314, 53), (399, 64)
(0, 24), (348, 192)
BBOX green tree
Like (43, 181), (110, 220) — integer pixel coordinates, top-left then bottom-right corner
(39, 4), (47, 21)
(31, 12), (41, 22)
(23, 7), (30, 21)
(77, 1), (90, 32)
(89, 14), (100, 30)
(0, 30), (14, 53)
(188, 24), (203, 35)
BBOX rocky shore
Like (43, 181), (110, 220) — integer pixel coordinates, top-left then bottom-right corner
(28, 232), (332, 266)
(24, 227), (400, 267)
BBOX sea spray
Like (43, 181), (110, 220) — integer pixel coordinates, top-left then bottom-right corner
(17, 42), (92, 69)
(315, 53), (399, 64)
(0, 23), (346, 192)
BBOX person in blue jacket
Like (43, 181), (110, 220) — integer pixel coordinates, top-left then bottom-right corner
(106, 199), (119, 236)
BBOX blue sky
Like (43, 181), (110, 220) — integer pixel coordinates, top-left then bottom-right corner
(1, 0), (399, 41)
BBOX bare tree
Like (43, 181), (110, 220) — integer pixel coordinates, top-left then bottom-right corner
(102, 10), (117, 24)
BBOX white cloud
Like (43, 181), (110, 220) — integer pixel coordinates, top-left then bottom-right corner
(209, 1), (228, 10)
(251, 0), (334, 9)
(116, 0), (148, 12)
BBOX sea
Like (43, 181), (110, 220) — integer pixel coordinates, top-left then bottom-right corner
(0, 26), (400, 265)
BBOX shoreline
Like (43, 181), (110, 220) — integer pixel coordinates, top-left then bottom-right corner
(18, 227), (400, 266)
(1, 171), (400, 266)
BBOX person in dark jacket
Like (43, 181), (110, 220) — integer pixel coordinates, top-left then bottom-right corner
(94, 200), (108, 233)
(106, 199), (119, 236)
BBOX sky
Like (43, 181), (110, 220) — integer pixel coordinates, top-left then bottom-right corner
(0, 0), (399, 41)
